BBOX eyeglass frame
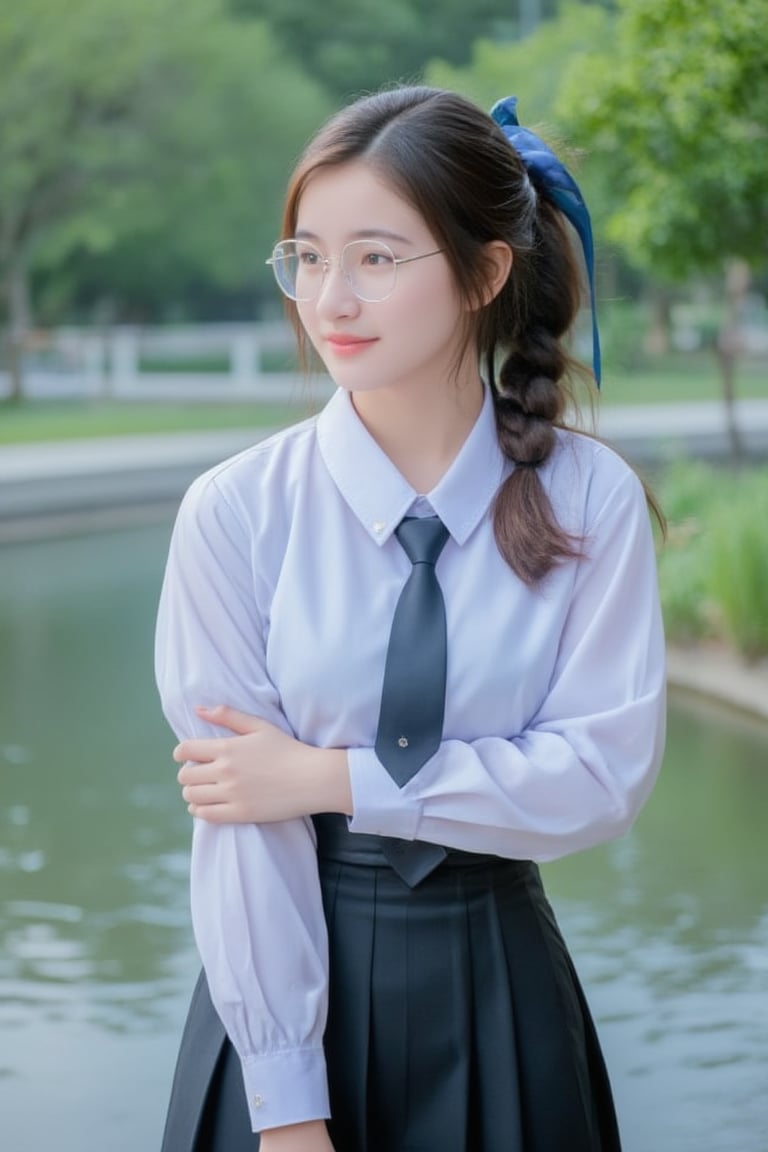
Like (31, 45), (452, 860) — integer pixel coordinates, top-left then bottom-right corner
(265, 238), (445, 303)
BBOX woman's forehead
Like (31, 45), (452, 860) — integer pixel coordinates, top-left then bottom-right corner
(295, 161), (430, 242)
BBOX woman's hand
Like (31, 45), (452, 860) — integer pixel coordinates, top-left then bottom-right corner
(259, 1120), (336, 1152)
(175, 705), (352, 824)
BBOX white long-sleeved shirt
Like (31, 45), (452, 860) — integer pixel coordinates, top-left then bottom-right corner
(155, 384), (666, 1132)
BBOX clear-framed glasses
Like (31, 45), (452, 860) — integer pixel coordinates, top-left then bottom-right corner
(266, 238), (444, 303)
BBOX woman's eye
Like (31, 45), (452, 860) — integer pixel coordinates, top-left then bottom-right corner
(299, 251), (320, 266)
(363, 250), (394, 267)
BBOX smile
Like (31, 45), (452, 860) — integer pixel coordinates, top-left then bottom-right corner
(325, 335), (378, 356)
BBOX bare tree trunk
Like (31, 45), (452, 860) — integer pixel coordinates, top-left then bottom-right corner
(8, 260), (32, 402)
(646, 285), (672, 356)
(716, 259), (749, 462)
(1, 260), (31, 403)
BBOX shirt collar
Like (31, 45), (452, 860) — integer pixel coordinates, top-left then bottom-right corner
(316, 386), (507, 546)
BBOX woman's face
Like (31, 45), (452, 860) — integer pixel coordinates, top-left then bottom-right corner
(293, 161), (469, 397)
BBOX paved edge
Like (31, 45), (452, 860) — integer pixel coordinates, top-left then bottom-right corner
(666, 644), (768, 724)
(1, 422), (766, 727)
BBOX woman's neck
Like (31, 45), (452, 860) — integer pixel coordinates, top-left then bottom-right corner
(351, 373), (484, 494)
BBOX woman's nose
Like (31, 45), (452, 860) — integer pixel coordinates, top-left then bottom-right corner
(314, 260), (361, 317)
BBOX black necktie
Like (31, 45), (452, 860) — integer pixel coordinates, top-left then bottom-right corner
(375, 516), (449, 886)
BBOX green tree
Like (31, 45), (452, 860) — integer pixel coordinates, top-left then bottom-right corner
(426, 1), (611, 128)
(40, 14), (331, 325)
(0, 0), (328, 399)
(234, 0), (558, 99)
(558, 0), (768, 453)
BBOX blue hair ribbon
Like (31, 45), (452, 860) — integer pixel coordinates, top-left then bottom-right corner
(490, 96), (601, 387)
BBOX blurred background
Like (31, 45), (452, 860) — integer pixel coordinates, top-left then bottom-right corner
(1, 1), (767, 1149)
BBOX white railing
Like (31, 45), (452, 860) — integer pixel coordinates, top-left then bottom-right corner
(0, 322), (330, 403)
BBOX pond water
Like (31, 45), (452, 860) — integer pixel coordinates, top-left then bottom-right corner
(1, 520), (767, 1152)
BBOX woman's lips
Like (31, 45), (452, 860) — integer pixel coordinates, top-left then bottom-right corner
(325, 335), (378, 356)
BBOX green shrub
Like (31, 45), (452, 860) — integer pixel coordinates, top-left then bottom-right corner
(708, 474), (768, 658)
(657, 517), (713, 642)
(658, 459), (720, 521)
(656, 462), (717, 643)
(657, 463), (768, 659)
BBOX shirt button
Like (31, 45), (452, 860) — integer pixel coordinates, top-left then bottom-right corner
(372, 520), (386, 534)
(252, 1094), (264, 1110)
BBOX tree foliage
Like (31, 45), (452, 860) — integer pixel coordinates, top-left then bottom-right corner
(1, 0), (620, 331)
(427, 2), (611, 129)
(554, 0), (768, 453)
(0, 0), (330, 328)
(233, 0), (549, 99)
(557, 0), (768, 279)
(8, 0), (763, 342)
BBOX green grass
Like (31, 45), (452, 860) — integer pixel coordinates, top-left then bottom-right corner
(0, 400), (311, 444)
(0, 354), (765, 444)
(137, 348), (300, 373)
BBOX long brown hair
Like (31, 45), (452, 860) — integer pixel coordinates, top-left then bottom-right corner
(280, 87), (619, 583)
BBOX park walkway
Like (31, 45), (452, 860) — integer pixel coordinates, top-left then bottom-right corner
(1, 398), (767, 523)
(1, 398), (767, 723)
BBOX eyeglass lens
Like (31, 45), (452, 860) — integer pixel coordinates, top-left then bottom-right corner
(270, 239), (397, 302)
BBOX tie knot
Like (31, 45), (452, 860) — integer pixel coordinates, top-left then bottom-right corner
(395, 516), (449, 566)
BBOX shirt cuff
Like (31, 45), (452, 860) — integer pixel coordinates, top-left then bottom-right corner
(347, 747), (423, 840)
(241, 1046), (330, 1132)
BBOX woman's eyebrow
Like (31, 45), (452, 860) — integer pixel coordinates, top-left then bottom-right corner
(294, 227), (415, 246)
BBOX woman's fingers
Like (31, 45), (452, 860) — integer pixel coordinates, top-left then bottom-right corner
(181, 776), (248, 821)
(195, 704), (264, 734)
(174, 708), (274, 765)
(177, 749), (257, 820)
(176, 758), (219, 784)
(173, 717), (307, 823)
(181, 783), (223, 807)
(173, 738), (220, 764)
(183, 780), (255, 824)
(173, 707), (267, 763)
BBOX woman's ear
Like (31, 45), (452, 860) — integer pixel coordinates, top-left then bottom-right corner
(475, 241), (513, 309)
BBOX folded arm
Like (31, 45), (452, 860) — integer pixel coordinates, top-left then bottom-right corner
(156, 471), (333, 1134)
(181, 470), (665, 866)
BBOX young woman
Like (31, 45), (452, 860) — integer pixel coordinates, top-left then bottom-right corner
(155, 86), (666, 1152)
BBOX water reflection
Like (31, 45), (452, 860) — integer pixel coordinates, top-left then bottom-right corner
(0, 526), (191, 990)
(544, 697), (768, 1152)
(0, 524), (195, 1150)
(1, 523), (767, 1151)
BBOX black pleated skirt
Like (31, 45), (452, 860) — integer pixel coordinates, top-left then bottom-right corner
(160, 821), (622, 1152)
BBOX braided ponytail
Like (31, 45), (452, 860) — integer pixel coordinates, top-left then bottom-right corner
(486, 198), (588, 583)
